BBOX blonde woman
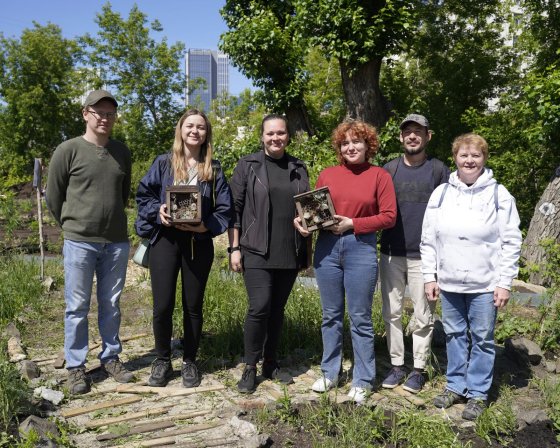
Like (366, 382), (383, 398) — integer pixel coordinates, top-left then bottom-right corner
(136, 109), (233, 388)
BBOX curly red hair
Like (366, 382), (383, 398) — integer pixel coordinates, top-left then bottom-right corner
(331, 120), (379, 164)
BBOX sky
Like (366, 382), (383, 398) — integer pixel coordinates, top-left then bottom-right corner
(0, 0), (253, 95)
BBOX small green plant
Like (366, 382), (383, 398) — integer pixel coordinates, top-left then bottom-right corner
(391, 409), (462, 448)
(475, 386), (517, 446)
(276, 387), (299, 425)
(0, 191), (22, 245)
(533, 377), (560, 440)
(0, 256), (44, 326)
(0, 339), (30, 432)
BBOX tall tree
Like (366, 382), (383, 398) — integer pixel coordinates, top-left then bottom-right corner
(0, 24), (82, 187)
(81, 3), (186, 160)
(294, 0), (416, 127)
(381, 0), (514, 158)
(220, 0), (314, 135)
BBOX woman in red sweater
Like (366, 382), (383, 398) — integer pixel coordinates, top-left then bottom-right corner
(296, 120), (396, 403)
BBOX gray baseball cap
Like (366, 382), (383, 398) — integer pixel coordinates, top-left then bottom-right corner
(83, 90), (118, 108)
(400, 114), (429, 130)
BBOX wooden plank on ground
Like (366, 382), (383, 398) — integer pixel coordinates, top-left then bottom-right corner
(97, 420), (175, 441)
(61, 396), (142, 418)
(85, 405), (172, 428)
(112, 422), (223, 447)
(393, 386), (426, 407)
(115, 384), (225, 397)
(141, 410), (210, 426)
(53, 351), (65, 369)
(175, 437), (237, 448)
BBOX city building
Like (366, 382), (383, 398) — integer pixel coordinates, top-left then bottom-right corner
(185, 49), (229, 111)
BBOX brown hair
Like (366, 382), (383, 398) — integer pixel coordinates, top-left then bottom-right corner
(451, 133), (488, 161)
(172, 109), (213, 182)
(331, 120), (379, 164)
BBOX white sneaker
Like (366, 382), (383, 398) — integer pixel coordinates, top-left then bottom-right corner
(348, 386), (368, 404)
(311, 376), (338, 392)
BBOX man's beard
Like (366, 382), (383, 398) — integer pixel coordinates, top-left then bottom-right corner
(404, 144), (425, 156)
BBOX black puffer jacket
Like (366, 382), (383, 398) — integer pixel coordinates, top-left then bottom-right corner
(230, 150), (310, 267)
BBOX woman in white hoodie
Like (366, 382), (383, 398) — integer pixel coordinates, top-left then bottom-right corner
(420, 133), (522, 420)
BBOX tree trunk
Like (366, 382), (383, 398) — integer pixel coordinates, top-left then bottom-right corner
(521, 167), (560, 286)
(284, 105), (314, 137)
(339, 57), (389, 129)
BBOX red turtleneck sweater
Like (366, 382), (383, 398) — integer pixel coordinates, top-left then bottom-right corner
(316, 162), (396, 235)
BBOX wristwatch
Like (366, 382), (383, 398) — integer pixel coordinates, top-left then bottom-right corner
(227, 246), (240, 254)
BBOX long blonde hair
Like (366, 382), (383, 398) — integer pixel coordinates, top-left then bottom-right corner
(172, 109), (213, 182)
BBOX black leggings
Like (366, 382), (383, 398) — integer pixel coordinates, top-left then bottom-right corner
(149, 228), (214, 361)
(242, 268), (298, 366)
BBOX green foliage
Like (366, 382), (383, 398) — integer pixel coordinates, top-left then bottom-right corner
(293, 0), (416, 65)
(464, 63), (560, 228)
(0, 256), (44, 326)
(475, 386), (517, 446)
(494, 300), (538, 343)
(81, 4), (186, 161)
(303, 48), (345, 138)
(0, 339), (30, 432)
(381, 0), (514, 162)
(220, 1), (309, 114)
(391, 409), (461, 448)
(0, 191), (21, 244)
(0, 23), (83, 188)
(534, 376), (560, 439)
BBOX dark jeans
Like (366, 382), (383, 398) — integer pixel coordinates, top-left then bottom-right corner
(242, 268), (298, 366)
(149, 227), (214, 361)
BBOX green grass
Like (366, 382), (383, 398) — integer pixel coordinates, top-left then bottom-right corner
(475, 385), (517, 446)
(0, 339), (30, 432)
(0, 256), (44, 328)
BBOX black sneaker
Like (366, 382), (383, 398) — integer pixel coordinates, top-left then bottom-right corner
(148, 359), (173, 387)
(238, 365), (257, 394)
(67, 367), (90, 395)
(462, 398), (486, 421)
(262, 361), (294, 385)
(104, 359), (134, 383)
(181, 360), (201, 388)
(433, 389), (467, 409)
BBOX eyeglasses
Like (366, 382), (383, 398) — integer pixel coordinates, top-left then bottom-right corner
(87, 109), (117, 120)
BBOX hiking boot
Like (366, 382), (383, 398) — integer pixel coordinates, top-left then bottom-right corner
(181, 360), (201, 388)
(67, 368), (90, 395)
(462, 398), (486, 421)
(262, 361), (294, 385)
(238, 365), (257, 394)
(433, 389), (467, 409)
(381, 366), (407, 389)
(402, 370), (426, 394)
(104, 359), (134, 383)
(311, 375), (338, 393)
(348, 386), (368, 404)
(148, 359), (173, 387)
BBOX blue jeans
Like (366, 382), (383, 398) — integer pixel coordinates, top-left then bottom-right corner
(440, 290), (497, 400)
(313, 231), (378, 389)
(63, 240), (129, 369)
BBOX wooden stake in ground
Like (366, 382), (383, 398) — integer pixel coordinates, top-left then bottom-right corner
(115, 383), (225, 397)
(96, 420), (175, 441)
(85, 405), (173, 429)
(60, 396), (142, 418)
(33, 158), (45, 281)
(110, 422), (222, 448)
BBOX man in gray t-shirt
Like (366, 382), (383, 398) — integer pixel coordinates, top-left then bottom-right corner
(379, 114), (449, 394)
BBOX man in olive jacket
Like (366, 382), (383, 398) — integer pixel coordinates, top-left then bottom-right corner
(46, 90), (133, 394)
